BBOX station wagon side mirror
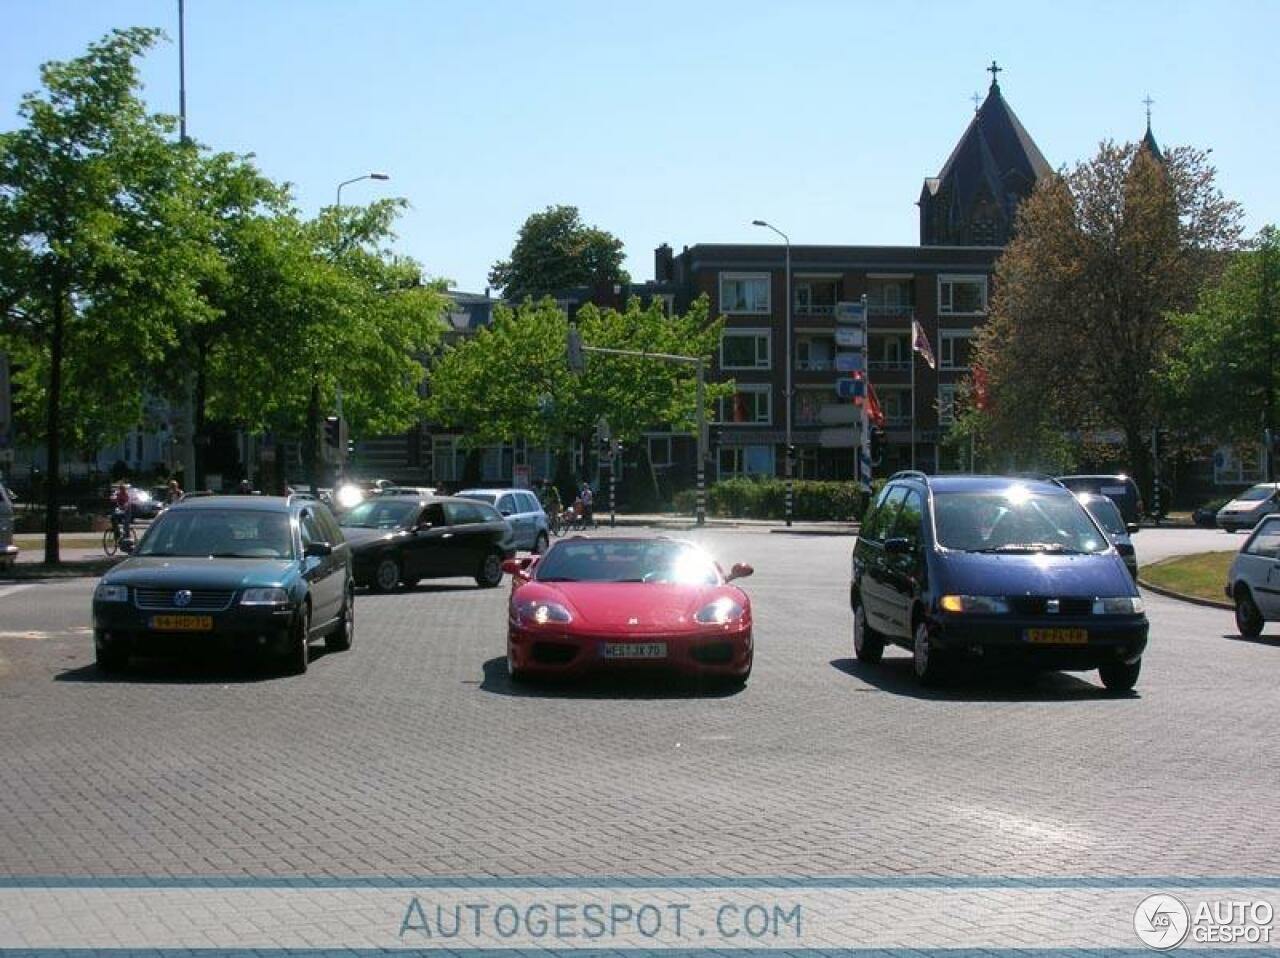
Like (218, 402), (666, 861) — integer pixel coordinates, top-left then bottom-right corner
(500, 509), (512, 517)
(1126, 523), (1140, 535)
(726, 562), (754, 582)
(304, 541), (333, 558)
(883, 537), (913, 556)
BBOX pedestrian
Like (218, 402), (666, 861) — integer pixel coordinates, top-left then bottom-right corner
(238, 478), (253, 495)
(579, 481), (594, 528)
(166, 478), (183, 505)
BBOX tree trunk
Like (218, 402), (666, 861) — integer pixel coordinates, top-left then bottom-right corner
(1124, 425), (1152, 518)
(193, 340), (208, 490)
(43, 291), (65, 564)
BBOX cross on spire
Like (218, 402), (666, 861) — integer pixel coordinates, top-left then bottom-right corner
(1143, 94), (1155, 128)
(987, 60), (1002, 89)
(971, 92), (982, 112)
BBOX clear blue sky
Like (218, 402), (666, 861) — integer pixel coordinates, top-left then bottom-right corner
(4, 0), (1276, 292)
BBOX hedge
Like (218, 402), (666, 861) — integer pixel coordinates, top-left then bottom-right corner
(672, 478), (872, 521)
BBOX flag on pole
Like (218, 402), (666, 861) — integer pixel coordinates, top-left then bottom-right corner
(972, 364), (990, 411)
(867, 381), (886, 428)
(911, 319), (936, 370)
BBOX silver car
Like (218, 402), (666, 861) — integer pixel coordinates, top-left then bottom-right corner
(1217, 482), (1280, 533)
(0, 479), (17, 570)
(456, 487), (550, 554)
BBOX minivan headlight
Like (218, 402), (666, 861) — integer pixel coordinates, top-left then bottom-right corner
(939, 594), (1009, 614)
(241, 587), (290, 606)
(1093, 596), (1144, 615)
(94, 583), (128, 603)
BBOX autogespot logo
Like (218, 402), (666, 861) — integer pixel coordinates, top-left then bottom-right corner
(173, 590), (193, 608)
(1134, 894), (1190, 950)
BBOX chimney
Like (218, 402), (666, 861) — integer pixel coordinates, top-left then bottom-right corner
(654, 243), (674, 282)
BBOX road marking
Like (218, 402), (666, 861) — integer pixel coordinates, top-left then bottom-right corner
(0, 584), (33, 601)
(0, 627), (91, 641)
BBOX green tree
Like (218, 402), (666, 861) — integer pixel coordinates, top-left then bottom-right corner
(488, 205), (629, 300)
(968, 140), (1242, 487)
(426, 295), (726, 462)
(0, 28), (207, 561)
(1164, 226), (1280, 457)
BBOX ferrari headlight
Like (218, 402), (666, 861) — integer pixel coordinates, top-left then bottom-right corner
(514, 599), (573, 626)
(94, 583), (128, 603)
(1093, 596), (1144, 615)
(939, 594), (1010, 614)
(241, 587), (290, 606)
(694, 597), (744, 625)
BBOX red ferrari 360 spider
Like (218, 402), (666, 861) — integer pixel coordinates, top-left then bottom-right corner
(502, 537), (754, 684)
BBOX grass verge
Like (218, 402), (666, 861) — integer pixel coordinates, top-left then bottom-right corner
(1141, 551), (1236, 603)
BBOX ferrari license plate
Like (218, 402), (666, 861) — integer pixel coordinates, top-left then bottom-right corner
(600, 642), (667, 659)
(1025, 628), (1088, 645)
(149, 615), (213, 632)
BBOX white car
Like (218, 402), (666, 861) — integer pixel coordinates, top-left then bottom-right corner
(1226, 514), (1280, 637)
(1216, 482), (1280, 533)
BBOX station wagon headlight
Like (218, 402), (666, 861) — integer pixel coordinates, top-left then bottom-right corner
(694, 597), (744, 625)
(94, 583), (128, 603)
(241, 587), (290, 606)
(514, 599), (573, 626)
(939, 594), (1010, 614)
(1093, 596), (1144, 615)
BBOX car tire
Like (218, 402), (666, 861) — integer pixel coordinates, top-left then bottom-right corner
(475, 550), (503, 588)
(913, 619), (947, 687)
(284, 604), (310, 675)
(1098, 658), (1141, 692)
(373, 556), (401, 593)
(1235, 588), (1265, 638)
(326, 584), (354, 652)
(533, 532), (549, 555)
(853, 601), (885, 664)
(95, 643), (129, 673)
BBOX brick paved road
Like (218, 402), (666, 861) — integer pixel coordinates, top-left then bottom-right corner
(0, 529), (1277, 881)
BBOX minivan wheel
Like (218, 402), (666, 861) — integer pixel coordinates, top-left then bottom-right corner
(373, 557), (401, 593)
(913, 620), (947, 686)
(475, 550), (503, 588)
(853, 603), (884, 664)
(1235, 589), (1264, 638)
(1099, 657), (1141, 692)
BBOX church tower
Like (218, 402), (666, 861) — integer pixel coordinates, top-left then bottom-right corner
(919, 62), (1051, 247)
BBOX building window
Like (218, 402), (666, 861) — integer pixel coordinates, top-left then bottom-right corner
(719, 273), (770, 314)
(794, 279), (838, 316)
(939, 330), (974, 370)
(879, 388), (909, 426)
(1214, 446), (1265, 485)
(647, 435), (673, 468)
(432, 436), (465, 483)
(867, 278), (914, 316)
(938, 275), (988, 315)
(795, 389), (826, 426)
(938, 383), (958, 426)
(868, 332), (909, 371)
(720, 329), (771, 370)
(720, 385), (771, 425)
(796, 334), (835, 371)
(481, 444), (511, 482)
(718, 444), (775, 479)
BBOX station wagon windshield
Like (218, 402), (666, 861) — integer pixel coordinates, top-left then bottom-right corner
(933, 490), (1109, 554)
(136, 509), (295, 559)
(339, 499), (419, 528)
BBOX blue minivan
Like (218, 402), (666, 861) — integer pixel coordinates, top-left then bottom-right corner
(850, 473), (1148, 690)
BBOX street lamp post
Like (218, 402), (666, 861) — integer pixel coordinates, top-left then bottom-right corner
(752, 219), (793, 527)
(336, 171), (390, 208)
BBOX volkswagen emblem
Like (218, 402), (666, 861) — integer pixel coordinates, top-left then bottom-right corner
(173, 589), (193, 608)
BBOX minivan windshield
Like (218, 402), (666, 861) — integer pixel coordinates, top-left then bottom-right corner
(1081, 495), (1126, 535)
(934, 488), (1109, 554)
(1238, 485), (1279, 502)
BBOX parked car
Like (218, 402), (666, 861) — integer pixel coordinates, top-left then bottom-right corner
(1216, 483), (1280, 533)
(1226, 514), (1280, 637)
(1193, 499), (1228, 528)
(851, 473), (1148, 690)
(503, 536), (754, 685)
(339, 495), (516, 591)
(91, 495), (353, 674)
(128, 485), (163, 520)
(456, 487), (550, 553)
(0, 478), (17, 571)
(1055, 474), (1144, 526)
(1076, 492), (1139, 579)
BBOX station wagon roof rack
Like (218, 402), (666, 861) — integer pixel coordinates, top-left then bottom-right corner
(889, 470), (930, 483)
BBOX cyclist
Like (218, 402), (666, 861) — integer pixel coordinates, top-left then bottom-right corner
(579, 481), (595, 529)
(165, 478), (184, 505)
(110, 482), (133, 541)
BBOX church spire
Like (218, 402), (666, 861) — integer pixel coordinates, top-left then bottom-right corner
(1140, 94), (1163, 162)
(987, 60), (1002, 93)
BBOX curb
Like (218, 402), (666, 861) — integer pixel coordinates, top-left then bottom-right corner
(1137, 576), (1233, 611)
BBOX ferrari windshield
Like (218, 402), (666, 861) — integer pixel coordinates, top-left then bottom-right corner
(136, 509), (294, 559)
(535, 539), (721, 585)
(933, 488), (1109, 554)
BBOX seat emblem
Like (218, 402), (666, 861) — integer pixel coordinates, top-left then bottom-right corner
(174, 590), (193, 608)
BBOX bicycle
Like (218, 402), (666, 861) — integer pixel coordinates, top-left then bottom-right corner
(102, 510), (134, 557)
(547, 508), (564, 537)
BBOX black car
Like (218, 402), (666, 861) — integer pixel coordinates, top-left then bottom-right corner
(1055, 474), (1144, 526)
(92, 495), (353, 674)
(850, 472), (1148, 690)
(339, 495), (516, 591)
(1075, 492), (1139, 579)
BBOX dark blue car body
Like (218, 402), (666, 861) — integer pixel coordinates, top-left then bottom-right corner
(850, 473), (1148, 689)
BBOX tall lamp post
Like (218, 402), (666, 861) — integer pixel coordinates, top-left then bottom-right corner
(752, 219), (793, 527)
(336, 171), (390, 208)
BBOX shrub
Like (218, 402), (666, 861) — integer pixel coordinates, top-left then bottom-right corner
(673, 478), (866, 520)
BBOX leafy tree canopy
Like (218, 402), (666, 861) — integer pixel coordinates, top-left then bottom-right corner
(488, 205), (629, 300)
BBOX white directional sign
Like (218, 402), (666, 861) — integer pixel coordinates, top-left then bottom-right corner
(835, 352), (866, 373)
(835, 301), (867, 325)
(835, 327), (865, 348)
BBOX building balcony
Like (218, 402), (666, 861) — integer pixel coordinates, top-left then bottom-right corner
(867, 304), (915, 320)
(867, 359), (910, 372)
(795, 303), (836, 318)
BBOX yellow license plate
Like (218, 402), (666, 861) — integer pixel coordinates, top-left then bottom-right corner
(149, 615), (213, 632)
(1025, 628), (1088, 645)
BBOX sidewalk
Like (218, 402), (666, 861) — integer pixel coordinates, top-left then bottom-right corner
(6, 533), (119, 578)
(603, 513), (857, 536)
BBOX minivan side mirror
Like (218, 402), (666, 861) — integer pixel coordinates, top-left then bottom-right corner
(304, 541), (333, 558)
(883, 537), (913, 556)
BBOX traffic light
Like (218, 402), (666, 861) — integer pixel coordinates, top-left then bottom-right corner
(567, 325), (584, 373)
(785, 443), (797, 464)
(323, 416), (341, 449)
(869, 426), (886, 466)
